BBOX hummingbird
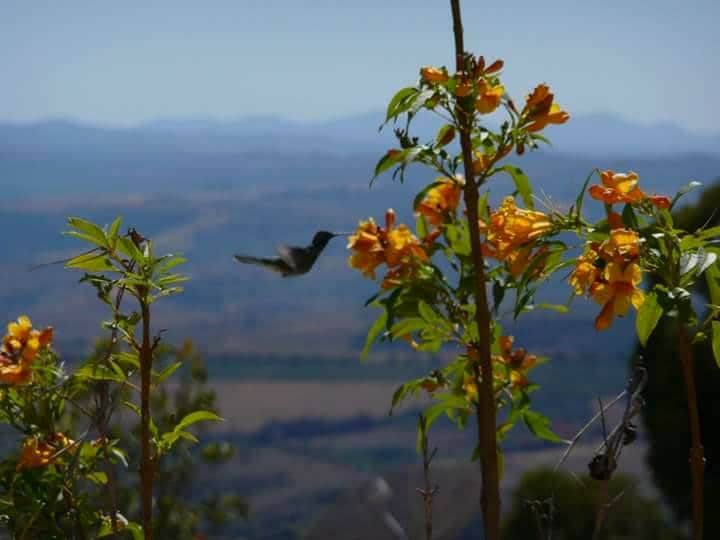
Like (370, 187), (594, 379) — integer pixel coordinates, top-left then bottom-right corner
(234, 231), (350, 277)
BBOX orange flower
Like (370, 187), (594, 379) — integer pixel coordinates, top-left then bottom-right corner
(347, 218), (384, 279)
(600, 228), (640, 261)
(348, 209), (428, 286)
(455, 78), (474, 97)
(416, 177), (463, 227)
(588, 170), (645, 205)
(481, 197), (552, 263)
(649, 194), (672, 209)
(523, 84), (569, 132)
(1, 316), (53, 385)
(420, 66), (449, 84)
(475, 80), (504, 114)
(17, 433), (74, 471)
(590, 262), (645, 330)
(569, 246), (600, 296)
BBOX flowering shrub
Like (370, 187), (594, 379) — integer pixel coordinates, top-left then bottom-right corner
(0, 218), (221, 539)
(351, 5), (719, 538)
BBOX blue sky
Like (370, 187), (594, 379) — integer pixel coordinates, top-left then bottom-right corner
(2, 1), (717, 132)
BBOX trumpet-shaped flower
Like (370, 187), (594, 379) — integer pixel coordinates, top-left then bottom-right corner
(420, 66), (449, 84)
(589, 170), (645, 205)
(569, 246), (600, 296)
(475, 80), (504, 114)
(481, 197), (552, 267)
(600, 228), (640, 261)
(522, 84), (570, 132)
(17, 433), (74, 470)
(416, 177), (463, 227)
(0, 316), (53, 384)
(348, 209), (428, 287)
(590, 262), (645, 330)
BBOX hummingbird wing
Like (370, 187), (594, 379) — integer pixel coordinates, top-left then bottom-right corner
(275, 245), (306, 271)
(233, 254), (293, 275)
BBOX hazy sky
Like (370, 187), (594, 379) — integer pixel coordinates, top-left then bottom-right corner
(2, 1), (718, 132)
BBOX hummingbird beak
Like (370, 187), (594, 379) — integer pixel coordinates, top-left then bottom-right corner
(332, 232), (354, 237)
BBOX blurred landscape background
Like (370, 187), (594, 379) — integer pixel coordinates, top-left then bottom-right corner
(2, 1), (719, 538)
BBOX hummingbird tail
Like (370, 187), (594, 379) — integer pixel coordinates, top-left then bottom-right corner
(234, 255), (267, 265)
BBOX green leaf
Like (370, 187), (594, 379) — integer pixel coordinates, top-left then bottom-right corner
(712, 321), (720, 368)
(435, 124), (456, 147)
(636, 291), (663, 347)
(574, 168), (599, 222)
(67, 217), (108, 247)
(74, 364), (126, 383)
(499, 165), (533, 209)
(122, 401), (141, 417)
(671, 180), (702, 208)
(174, 410), (223, 433)
(85, 471), (108, 485)
(705, 256), (720, 305)
(521, 410), (566, 443)
(65, 251), (118, 273)
(415, 213), (428, 240)
(621, 204), (639, 230)
(389, 317), (426, 339)
(418, 301), (437, 323)
(154, 361), (182, 385)
(362, 310), (388, 359)
(384, 87), (419, 122)
(117, 237), (145, 264)
(107, 216), (123, 249)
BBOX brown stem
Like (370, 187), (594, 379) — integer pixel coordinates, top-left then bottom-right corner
(449, 1), (501, 538)
(418, 416), (437, 540)
(678, 323), (704, 540)
(139, 299), (154, 540)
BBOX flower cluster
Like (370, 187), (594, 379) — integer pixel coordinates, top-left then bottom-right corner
(17, 432), (74, 471)
(463, 335), (538, 402)
(415, 177), (463, 227)
(570, 226), (645, 330)
(348, 209), (428, 288)
(0, 316), (53, 384)
(495, 335), (538, 390)
(589, 170), (671, 208)
(480, 196), (552, 277)
(420, 56), (506, 115)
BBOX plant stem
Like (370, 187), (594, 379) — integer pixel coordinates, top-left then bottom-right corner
(449, 1), (501, 538)
(139, 299), (154, 540)
(418, 415), (436, 540)
(678, 323), (704, 540)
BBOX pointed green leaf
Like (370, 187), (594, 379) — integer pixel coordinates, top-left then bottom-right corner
(362, 310), (388, 359)
(67, 217), (108, 247)
(498, 165), (533, 209)
(713, 321), (720, 368)
(636, 291), (663, 347)
(173, 410), (223, 434)
(521, 410), (566, 443)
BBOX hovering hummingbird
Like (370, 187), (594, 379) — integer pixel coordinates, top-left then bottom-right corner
(234, 231), (351, 277)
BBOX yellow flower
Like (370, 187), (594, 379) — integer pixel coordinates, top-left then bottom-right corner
(589, 170), (645, 205)
(463, 373), (479, 402)
(347, 218), (385, 279)
(416, 177), (463, 227)
(348, 209), (427, 286)
(475, 80), (504, 114)
(590, 262), (645, 330)
(420, 66), (449, 84)
(481, 197), (552, 263)
(1, 316), (53, 384)
(600, 228), (640, 261)
(523, 84), (569, 132)
(569, 246), (600, 296)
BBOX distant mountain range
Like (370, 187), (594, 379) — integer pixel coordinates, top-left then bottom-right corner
(1, 111), (719, 158)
